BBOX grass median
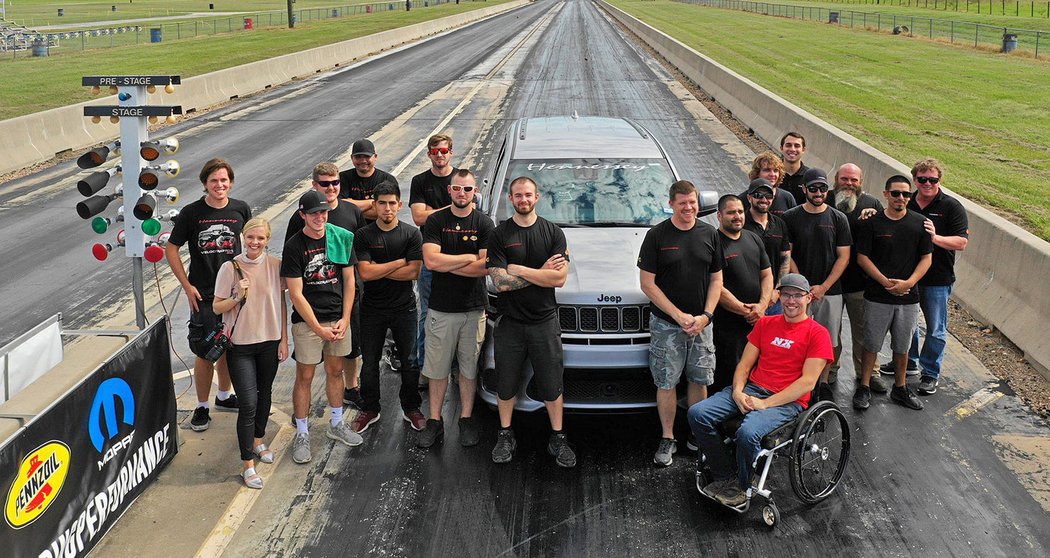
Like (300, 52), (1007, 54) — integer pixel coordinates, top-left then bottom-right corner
(0, 0), (512, 120)
(609, 0), (1050, 241)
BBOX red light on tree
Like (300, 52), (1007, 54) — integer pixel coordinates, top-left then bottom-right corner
(144, 243), (165, 263)
(92, 243), (113, 261)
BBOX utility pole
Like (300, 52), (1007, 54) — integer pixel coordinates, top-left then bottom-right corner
(287, 0), (295, 28)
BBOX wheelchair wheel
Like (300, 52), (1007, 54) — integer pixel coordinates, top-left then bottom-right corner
(761, 502), (780, 527)
(789, 400), (850, 504)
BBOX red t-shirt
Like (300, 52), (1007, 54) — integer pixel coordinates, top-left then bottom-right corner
(746, 315), (833, 408)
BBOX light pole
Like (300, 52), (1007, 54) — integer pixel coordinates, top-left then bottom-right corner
(287, 0), (295, 28)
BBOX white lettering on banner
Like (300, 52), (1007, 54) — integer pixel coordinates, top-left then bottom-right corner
(97, 431), (135, 470)
(525, 162), (660, 173)
(38, 425), (170, 558)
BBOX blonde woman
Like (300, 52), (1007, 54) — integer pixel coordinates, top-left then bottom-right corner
(214, 218), (288, 489)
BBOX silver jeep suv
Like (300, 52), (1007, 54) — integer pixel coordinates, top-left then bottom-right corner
(478, 115), (717, 411)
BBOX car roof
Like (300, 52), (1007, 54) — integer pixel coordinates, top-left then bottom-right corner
(510, 116), (665, 159)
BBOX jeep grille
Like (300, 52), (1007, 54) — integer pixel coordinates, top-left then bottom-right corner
(558, 305), (650, 333)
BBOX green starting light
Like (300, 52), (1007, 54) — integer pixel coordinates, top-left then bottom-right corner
(142, 218), (162, 236)
(91, 216), (111, 234)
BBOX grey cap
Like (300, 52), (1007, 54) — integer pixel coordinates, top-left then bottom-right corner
(777, 273), (811, 293)
(747, 178), (774, 194)
(803, 167), (829, 187)
(298, 190), (329, 214)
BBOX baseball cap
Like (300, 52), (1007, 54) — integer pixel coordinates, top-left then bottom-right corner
(298, 190), (329, 214)
(803, 167), (829, 187)
(747, 178), (774, 195)
(776, 273), (811, 293)
(351, 139), (376, 157)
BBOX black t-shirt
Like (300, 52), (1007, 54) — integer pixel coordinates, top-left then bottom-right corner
(281, 232), (353, 324)
(284, 201), (365, 245)
(743, 212), (790, 285)
(908, 190), (969, 286)
(423, 208), (495, 313)
(831, 192), (884, 294)
(486, 217), (568, 324)
(782, 162), (810, 205)
(739, 187), (797, 217)
(168, 197), (252, 299)
(338, 168), (398, 202)
(856, 211), (934, 305)
(354, 221), (423, 312)
(782, 205), (852, 295)
(715, 229), (770, 327)
(637, 219), (724, 324)
(409, 168), (454, 210)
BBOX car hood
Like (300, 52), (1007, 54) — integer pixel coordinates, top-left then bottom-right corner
(560, 228), (649, 305)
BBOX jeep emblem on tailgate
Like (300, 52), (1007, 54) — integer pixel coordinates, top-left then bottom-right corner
(597, 294), (622, 303)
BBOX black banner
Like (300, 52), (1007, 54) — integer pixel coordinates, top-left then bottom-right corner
(0, 318), (178, 558)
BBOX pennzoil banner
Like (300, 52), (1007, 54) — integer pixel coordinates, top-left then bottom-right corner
(0, 318), (177, 558)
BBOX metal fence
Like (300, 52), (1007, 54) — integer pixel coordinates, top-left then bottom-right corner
(675, 0), (1046, 56)
(2, 0), (477, 58)
(790, 0), (1050, 17)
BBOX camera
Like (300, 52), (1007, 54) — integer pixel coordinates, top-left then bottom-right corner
(202, 322), (230, 362)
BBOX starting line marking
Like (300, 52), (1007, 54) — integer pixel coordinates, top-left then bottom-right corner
(948, 386), (1003, 420)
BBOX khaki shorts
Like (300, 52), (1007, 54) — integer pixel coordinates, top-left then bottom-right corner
(292, 321), (352, 365)
(422, 309), (485, 380)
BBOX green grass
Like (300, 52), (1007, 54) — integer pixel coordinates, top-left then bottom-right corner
(791, 0), (1050, 19)
(0, 0), (511, 120)
(4, 1), (364, 27)
(609, 0), (1050, 240)
(741, 0), (1050, 31)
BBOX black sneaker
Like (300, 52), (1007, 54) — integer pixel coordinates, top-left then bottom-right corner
(492, 428), (516, 464)
(686, 433), (698, 452)
(190, 407), (211, 431)
(852, 386), (871, 410)
(343, 387), (363, 408)
(917, 376), (939, 395)
(817, 382), (834, 402)
(459, 416), (480, 447)
(891, 384), (924, 410)
(869, 374), (891, 394)
(548, 432), (577, 468)
(214, 394), (239, 412)
(880, 361), (919, 376)
(417, 419), (444, 448)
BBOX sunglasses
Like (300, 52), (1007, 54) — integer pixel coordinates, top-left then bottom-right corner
(450, 185), (475, 193)
(806, 184), (829, 193)
(316, 179), (341, 188)
(749, 191), (774, 200)
(428, 147), (451, 156)
(915, 176), (940, 185)
(887, 190), (913, 199)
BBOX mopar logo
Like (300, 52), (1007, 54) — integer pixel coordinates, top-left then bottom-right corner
(89, 377), (135, 453)
(596, 294), (622, 303)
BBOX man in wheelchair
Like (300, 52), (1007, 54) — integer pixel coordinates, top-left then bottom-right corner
(688, 273), (833, 507)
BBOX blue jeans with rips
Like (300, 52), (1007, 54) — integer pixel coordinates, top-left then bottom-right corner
(907, 284), (952, 379)
(688, 384), (803, 489)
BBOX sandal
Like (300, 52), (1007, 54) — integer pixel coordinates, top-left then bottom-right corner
(254, 443), (275, 464)
(242, 467), (263, 489)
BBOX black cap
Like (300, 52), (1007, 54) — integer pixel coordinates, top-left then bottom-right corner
(803, 167), (829, 187)
(351, 139), (376, 157)
(747, 178), (774, 195)
(298, 190), (329, 214)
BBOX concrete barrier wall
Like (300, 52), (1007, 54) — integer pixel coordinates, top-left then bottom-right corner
(0, 0), (529, 177)
(598, 0), (1050, 375)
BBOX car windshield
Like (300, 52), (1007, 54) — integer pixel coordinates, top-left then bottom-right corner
(495, 159), (675, 226)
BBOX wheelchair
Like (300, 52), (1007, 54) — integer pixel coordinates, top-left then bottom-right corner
(695, 400), (850, 527)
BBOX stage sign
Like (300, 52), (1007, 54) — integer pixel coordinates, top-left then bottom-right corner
(0, 318), (177, 558)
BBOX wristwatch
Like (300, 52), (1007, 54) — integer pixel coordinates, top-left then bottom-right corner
(702, 311), (713, 321)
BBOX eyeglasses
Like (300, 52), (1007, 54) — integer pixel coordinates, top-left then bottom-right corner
(806, 184), (829, 193)
(780, 292), (808, 300)
(749, 191), (774, 200)
(428, 147), (451, 156)
(887, 190), (913, 199)
(450, 185), (475, 193)
(915, 176), (940, 185)
(316, 179), (341, 188)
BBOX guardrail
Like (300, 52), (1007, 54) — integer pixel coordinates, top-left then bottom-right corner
(599, 0), (1050, 377)
(2, 0), (484, 58)
(674, 0), (1046, 57)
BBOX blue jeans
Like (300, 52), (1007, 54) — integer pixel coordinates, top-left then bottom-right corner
(765, 300), (783, 316)
(688, 384), (802, 489)
(907, 284), (952, 379)
(416, 265), (433, 369)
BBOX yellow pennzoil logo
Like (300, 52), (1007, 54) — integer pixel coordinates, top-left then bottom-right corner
(5, 441), (70, 528)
